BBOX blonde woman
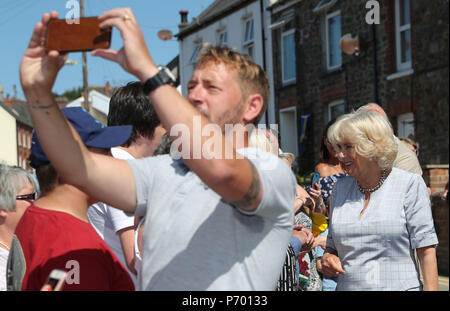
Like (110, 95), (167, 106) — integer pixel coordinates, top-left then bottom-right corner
(321, 111), (438, 291)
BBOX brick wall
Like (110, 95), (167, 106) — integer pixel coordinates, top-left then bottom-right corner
(431, 192), (449, 276)
(271, 0), (448, 174)
(419, 167), (448, 276)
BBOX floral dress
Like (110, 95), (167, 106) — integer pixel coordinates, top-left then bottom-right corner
(319, 173), (346, 209)
(295, 208), (322, 291)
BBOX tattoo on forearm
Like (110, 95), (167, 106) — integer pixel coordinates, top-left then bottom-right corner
(230, 160), (261, 210)
(31, 100), (58, 112)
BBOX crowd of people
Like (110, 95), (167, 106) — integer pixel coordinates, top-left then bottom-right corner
(0, 8), (442, 291)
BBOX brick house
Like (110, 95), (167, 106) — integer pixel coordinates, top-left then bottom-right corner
(269, 0), (448, 274)
(269, 0), (448, 176)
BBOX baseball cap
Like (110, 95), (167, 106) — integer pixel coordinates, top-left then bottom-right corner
(30, 107), (132, 169)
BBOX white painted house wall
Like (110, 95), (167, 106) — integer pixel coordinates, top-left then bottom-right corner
(178, 0), (276, 127)
(66, 90), (111, 115)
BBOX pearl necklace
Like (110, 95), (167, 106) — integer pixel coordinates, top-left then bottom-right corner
(0, 241), (10, 251)
(358, 169), (388, 194)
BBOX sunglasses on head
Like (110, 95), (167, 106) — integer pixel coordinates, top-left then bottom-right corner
(16, 192), (37, 203)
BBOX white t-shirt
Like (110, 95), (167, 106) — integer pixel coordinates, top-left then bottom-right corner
(0, 247), (8, 291)
(128, 147), (296, 290)
(87, 148), (137, 286)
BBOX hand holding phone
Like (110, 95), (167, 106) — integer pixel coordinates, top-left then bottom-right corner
(311, 172), (320, 188)
(42, 269), (67, 291)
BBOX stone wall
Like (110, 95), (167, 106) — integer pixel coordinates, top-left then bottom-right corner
(431, 193), (449, 276)
(271, 0), (449, 174)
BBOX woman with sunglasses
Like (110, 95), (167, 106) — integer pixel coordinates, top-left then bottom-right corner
(0, 164), (37, 291)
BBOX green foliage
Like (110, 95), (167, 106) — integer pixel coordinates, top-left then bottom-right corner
(292, 154), (315, 187)
(58, 86), (84, 101)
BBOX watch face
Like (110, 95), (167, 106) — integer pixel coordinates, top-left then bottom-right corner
(161, 67), (176, 83)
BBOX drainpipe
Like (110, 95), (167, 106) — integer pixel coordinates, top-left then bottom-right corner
(260, 0), (269, 128)
(371, 24), (379, 103)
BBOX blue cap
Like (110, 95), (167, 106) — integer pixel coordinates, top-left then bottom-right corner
(30, 107), (132, 169)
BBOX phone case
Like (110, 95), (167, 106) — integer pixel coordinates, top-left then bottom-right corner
(311, 172), (320, 186)
(45, 17), (112, 52)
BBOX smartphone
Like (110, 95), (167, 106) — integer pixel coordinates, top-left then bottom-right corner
(44, 269), (67, 291)
(311, 172), (320, 188)
(45, 17), (112, 53)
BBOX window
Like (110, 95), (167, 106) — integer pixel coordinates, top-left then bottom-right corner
(397, 112), (414, 139)
(217, 31), (228, 47)
(244, 18), (254, 44)
(325, 10), (342, 70)
(279, 107), (298, 158)
(282, 29), (296, 84)
(327, 100), (345, 123)
(189, 42), (202, 64)
(395, 0), (412, 71)
(245, 44), (255, 60)
(313, 0), (338, 14)
(243, 18), (255, 59)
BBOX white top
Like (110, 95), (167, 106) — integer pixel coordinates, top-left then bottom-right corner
(0, 247), (8, 291)
(128, 148), (296, 290)
(87, 147), (137, 286)
(133, 216), (145, 290)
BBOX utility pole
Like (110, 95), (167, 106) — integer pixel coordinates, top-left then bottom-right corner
(80, 0), (90, 111)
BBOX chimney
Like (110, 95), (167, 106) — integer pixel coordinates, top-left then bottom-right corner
(178, 10), (189, 31)
(5, 94), (12, 108)
(105, 81), (110, 95)
(0, 84), (3, 101)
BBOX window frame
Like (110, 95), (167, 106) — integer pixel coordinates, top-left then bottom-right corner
(395, 0), (412, 71)
(325, 10), (342, 71)
(279, 106), (299, 158)
(242, 17), (255, 59)
(397, 112), (415, 139)
(243, 17), (255, 46)
(217, 30), (228, 48)
(189, 42), (202, 64)
(327, 99), (345, 123)
(281, 28), (297, 85)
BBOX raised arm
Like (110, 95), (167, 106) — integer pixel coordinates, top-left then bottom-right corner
(20, 11), (137, 212)
(92, 8), (264, 211)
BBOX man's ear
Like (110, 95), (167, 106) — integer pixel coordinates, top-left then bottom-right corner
(242, 94), (263, 124)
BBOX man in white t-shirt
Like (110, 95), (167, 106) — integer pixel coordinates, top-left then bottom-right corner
(88, 82), (165, 286)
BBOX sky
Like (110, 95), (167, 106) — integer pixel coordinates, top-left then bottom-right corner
(0, 0), (215, 100)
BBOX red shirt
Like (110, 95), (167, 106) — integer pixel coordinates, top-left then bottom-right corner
(15, 205), (135, 291)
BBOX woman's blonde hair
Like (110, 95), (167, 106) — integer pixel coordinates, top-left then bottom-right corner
(248, 129), (278, 155)
(327, 111), (398, 170)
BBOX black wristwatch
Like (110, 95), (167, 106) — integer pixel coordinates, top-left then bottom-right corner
(142, 66), (176, 94)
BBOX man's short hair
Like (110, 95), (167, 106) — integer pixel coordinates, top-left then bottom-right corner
(196, 46), (270, 125)
(107, 82), (161, 147)
(31, 159), (57, 196)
